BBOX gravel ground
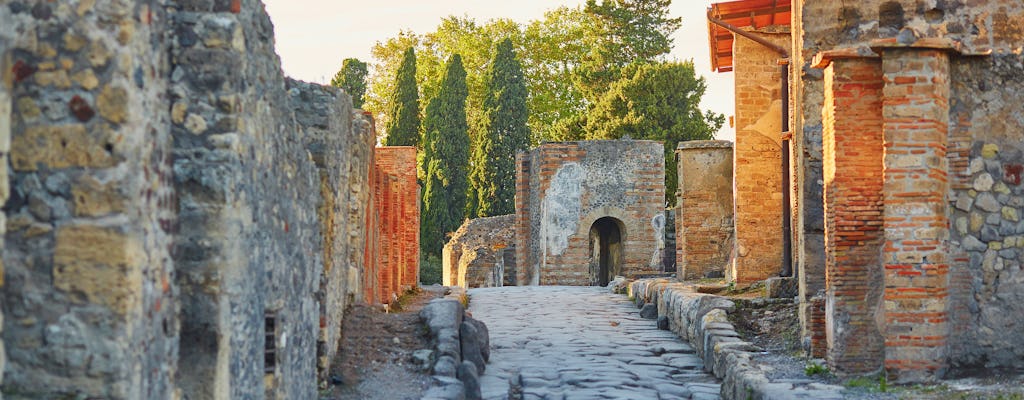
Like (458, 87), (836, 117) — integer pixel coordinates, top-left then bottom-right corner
(324, 286), (446, 400)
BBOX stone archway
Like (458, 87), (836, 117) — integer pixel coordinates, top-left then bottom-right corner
(589, 217), (625, 286)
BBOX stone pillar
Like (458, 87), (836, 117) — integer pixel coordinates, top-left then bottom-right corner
(4, 2), (177, 397)
(821, 57), (886, 374)
(732, 31), (790, 285)
(880, 49), (951, 381)
(675, 140), (734, 280)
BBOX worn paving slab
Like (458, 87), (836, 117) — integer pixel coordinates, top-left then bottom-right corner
(468, 286), (721, 400)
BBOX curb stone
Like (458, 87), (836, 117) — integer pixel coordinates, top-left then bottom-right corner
(420, 292), (491, 400)
(629, 279), (846, 400)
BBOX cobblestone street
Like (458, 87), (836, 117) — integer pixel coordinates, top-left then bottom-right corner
(468, 286), (721, 400)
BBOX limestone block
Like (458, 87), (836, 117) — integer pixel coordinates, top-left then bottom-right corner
(53, 225), (142, 315)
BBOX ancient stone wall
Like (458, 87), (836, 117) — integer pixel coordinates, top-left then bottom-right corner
(0, 0), (412, 397)
(285, 78), (361, 380)
(946, 54), (1024, 371)
(801, 0), (1024, 380)
(3, 1), (178, 398)
(675, 141), (733, 280)
(443, 214), (515, 288)
(515, 140), (665, 286)
(732, 30), (790, 285)
(0, 15), (14, 399)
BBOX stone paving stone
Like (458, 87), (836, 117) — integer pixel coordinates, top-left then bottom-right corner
(469, 286), (721, 400)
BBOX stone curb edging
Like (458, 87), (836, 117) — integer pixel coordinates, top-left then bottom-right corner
(419, 290), (491, 400)
(629, 279), (846, 400)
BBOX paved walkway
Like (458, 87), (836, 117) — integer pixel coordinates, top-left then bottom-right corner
(468, 286), (721, 400)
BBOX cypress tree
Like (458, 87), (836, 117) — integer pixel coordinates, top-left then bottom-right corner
(421, 54), (470, 257)
(470, 38), (530, 217)
(383, 47), (421, 147)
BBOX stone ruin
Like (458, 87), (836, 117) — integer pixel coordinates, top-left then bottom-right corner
(0, 0), (419, 398)
(442, 214), (515, 289)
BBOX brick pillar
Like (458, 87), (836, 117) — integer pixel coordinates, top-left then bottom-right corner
(821, 58), (885, 374)
(676, 141), (734, 280)
(880, 49), (951, 381)
(514, 152), (531, 285)
(732, 32), (789, 285)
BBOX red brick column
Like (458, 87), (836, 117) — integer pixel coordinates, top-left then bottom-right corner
(880, 49), (951, 381)
(821, 57), (886, 374)
(514, 152), (531, 285)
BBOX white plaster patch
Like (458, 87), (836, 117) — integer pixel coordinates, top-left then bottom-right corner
(651, 214), (666, 266)
(540, 163), (583, 257)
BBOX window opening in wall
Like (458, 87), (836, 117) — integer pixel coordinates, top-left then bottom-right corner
(264, 312), (277, 374)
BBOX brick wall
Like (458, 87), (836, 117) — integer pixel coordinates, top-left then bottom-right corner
(732, 31), (790, 285)
(514, 151), (532, 285)
(517, 141), (665, 286)
(373, 146), (420, 302)
(821, 57), (886, 374)
(675, 141), (734, 280)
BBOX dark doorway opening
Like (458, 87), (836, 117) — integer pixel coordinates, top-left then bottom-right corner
(589, 217), (624, 286)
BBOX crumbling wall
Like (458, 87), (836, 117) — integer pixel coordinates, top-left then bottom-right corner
(675, 141), (734, 280)
(285, 78), (358, 380)
(516, 140), (665, 285)
(443, 214), (515, 288)
(169, 0), (324, 397)
(2, 1), (178, 398)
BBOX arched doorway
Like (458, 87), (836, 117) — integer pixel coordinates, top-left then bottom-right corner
(589, 217), (624, 286)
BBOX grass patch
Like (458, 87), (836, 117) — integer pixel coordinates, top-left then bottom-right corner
(805, 362), (830, 377)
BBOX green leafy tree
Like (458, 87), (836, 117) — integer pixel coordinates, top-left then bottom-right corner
(469, 38), (531, 218)
(577, 0), (682, 101)
(330, 58), (368, 108)
(421, 55), (470, 257)
(383, 47), (421, 147)
(585, 61), (725, 206)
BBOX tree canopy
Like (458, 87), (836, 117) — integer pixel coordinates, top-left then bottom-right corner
(585, 61), (725, 205)
(330, 58), (368, 109)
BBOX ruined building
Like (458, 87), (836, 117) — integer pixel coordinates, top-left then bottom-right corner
(685, 0), (1024, 383)
(442, 214), (515, 288)
(0, 0), (418, 398)
(514, 140), (667, 286)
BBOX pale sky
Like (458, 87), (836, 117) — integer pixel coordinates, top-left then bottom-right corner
(262, 0), (736, 141)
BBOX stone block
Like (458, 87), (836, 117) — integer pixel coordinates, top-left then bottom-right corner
(53, 225), (142, 315)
